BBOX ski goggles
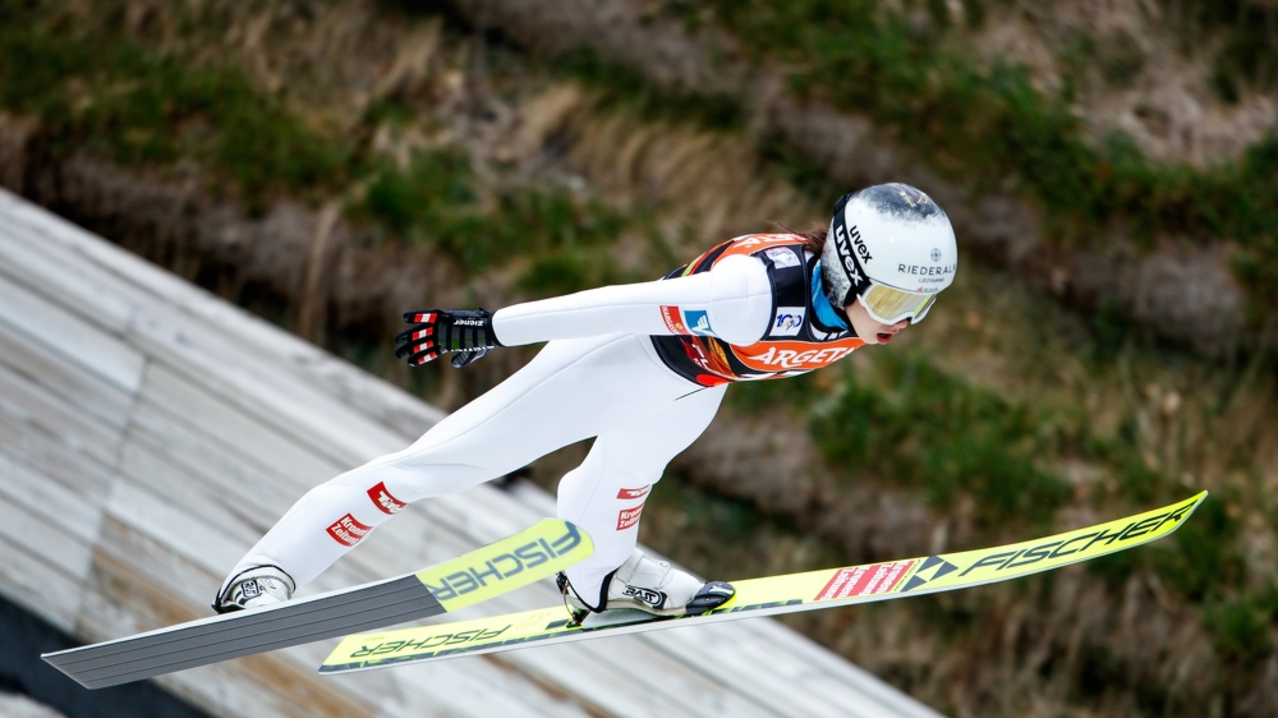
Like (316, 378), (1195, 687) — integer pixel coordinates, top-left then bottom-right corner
(859, 282), (938, 325)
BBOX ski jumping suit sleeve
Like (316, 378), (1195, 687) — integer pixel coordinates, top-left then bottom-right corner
(219, 235), (859, 605)
(491, 252), (773, 347)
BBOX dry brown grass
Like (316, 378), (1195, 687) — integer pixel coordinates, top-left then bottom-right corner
(971, 0), (1277, 166)
(549, 91), (822, 247)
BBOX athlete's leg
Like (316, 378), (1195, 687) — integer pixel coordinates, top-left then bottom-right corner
(557, 383), (726, 606)
(221, 333), (699, 595)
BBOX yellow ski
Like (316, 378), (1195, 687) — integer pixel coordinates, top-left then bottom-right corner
(320, 492), (1206, 675)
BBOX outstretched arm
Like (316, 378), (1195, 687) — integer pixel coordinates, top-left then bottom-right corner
(494, 254), (771, 345)
(396, 254), (772, 367)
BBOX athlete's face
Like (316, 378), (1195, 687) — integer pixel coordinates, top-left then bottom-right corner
(845, 297), (910, 345)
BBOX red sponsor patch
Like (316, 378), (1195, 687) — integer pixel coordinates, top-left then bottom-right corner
(660, 306), (688, 334)
(815, 560), (915, 601)
(368, 482), (407, 515)
(327, 513), (372, 547)
(617, 485), (651, 500)
(738, 340), (863, 372)
(617, 503), (645, 531)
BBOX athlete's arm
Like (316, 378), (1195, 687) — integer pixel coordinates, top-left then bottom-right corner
(493, 253), (773, 346)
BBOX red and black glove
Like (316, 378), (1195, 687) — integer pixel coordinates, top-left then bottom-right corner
(395, 309), (503, 368)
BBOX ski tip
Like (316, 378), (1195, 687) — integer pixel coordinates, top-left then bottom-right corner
(1183, 490), (1209, 513)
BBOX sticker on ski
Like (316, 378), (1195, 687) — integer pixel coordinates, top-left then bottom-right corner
(320, 492), (1206, 674)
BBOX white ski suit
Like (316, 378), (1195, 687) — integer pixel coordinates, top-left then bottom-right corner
(223, 234), (867, 602)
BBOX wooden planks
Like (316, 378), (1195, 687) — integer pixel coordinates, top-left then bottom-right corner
(0, 187), (947, 718)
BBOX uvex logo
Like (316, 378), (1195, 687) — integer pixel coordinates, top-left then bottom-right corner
(423, 523), (586, 601)
(850, 225), (872, 263)
(834, 224), (864, 285)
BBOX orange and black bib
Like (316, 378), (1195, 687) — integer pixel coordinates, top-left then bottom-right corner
(651, 234), (864, 387)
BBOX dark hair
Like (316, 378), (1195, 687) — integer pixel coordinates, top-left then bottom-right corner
(798, 228), (827, 254)
(772, 221), (827, 254)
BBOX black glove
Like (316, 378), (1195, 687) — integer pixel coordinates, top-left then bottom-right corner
(395, 309), (503, 368)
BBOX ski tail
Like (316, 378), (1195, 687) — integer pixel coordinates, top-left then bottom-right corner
(42, 518), (592, 689)
(319, 492), (1207, 674)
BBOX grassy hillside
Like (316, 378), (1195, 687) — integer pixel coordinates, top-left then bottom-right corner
(685, 0), (1278, 314)
(1, 1), (1276, 716)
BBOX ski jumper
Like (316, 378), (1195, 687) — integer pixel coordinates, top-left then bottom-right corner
(222, 234), (865, 602)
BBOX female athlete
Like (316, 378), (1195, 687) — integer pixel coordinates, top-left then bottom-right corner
(215, 183), (959, 621)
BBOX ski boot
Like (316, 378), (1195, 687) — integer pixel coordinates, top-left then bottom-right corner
(557, 549), (735, 624)
(213, 565), (295, 614)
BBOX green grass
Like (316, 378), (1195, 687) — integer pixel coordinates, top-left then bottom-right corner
(685, 0), (1278, 321)
(0, 7), (636, 288)
(810, 354), (1072, 525)
(16, 0), (1277, 320)
(0, 14), (354, 210)
(1167, 0), (1278, 99)
(1206, 597), (1274, 667)
(553, 47), (747, 132)
(347, 148), (633, 284)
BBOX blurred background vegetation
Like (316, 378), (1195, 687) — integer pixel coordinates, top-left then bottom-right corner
(1, 1), (1276, 716)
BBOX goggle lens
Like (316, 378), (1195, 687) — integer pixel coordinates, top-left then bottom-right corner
(860, 284), (937, 325)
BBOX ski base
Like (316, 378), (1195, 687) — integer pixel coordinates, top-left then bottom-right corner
(44, 517), (592, 688)
(320, 492), (1206, 675)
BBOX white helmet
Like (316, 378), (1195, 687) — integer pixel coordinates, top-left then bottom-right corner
(820, 183), (958, 324)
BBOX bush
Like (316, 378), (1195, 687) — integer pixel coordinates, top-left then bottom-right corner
(811, 355), (1072, 525)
